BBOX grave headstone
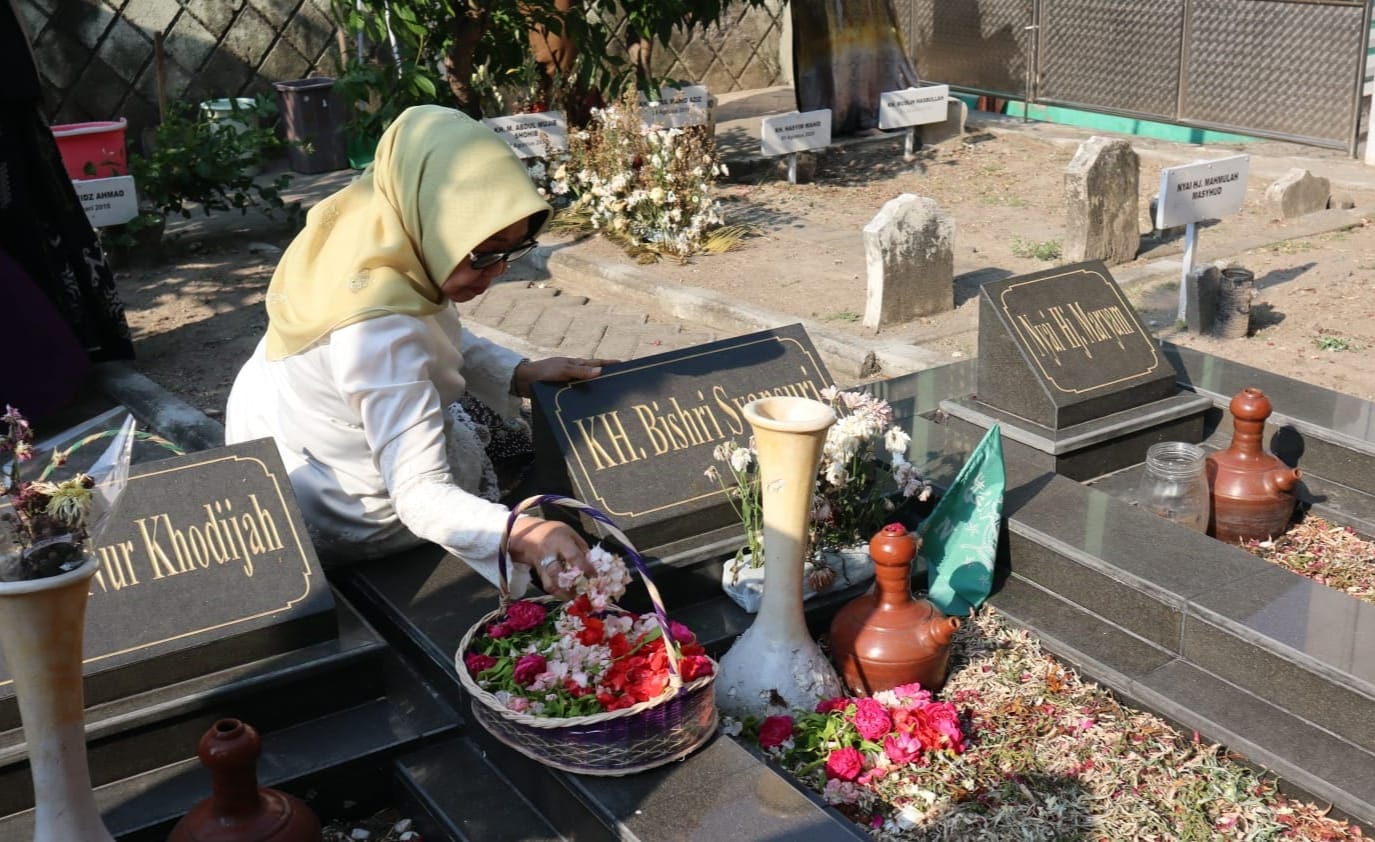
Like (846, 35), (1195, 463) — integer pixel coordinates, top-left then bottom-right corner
(641, 85), (711, 129)
(1063, 137), (1139, 266)
(880, 86), (957, 158)
(1155, 153), (1251, 320)
(531, 324), (833, 551)
(481, 111), (569, 158)
(760, 109), (832, 156)
(74, 175), (139, 228)
(0, 437), (335, 729)
(1264, 168), (1331, 219)
(974, 260), (1176, 429)
(941, 261), (1210, 479)
(862, 194), (954, 330)
(760, 109), (831, 184)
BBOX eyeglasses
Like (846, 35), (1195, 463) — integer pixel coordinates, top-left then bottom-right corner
(468, 239), (538, 270)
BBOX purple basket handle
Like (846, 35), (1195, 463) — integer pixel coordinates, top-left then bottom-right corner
(497, 494), (684, 687)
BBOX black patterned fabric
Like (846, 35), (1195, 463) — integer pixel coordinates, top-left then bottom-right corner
(0, 101), (134, 363)
(459, 394), (537, 498)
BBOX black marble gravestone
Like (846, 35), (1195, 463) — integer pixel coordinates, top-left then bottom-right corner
(0, 437), (335, 729)
(532, 324), (833, 554)
(942, 261), (1211, 479)
(975, 260), (1175, 428)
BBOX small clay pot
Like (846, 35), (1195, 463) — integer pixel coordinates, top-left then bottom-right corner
(828, 524), (961, 695)
(167, 718), (322, 842)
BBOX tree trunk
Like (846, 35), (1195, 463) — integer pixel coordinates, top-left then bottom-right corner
(528, 0), (580, 108)
(790, 0), (919, 136)
(628, 34), (653, 90)
(444, 4), (489, 118)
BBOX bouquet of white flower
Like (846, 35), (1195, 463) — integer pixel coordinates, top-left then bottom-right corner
(706, 386), (932, 572)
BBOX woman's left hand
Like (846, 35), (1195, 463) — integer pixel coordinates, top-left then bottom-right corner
(513, 356), (618, 398)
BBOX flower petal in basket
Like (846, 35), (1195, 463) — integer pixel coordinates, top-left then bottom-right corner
(455, 495), (720, 776)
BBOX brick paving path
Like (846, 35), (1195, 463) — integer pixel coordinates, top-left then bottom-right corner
(456, 280), (719, 361)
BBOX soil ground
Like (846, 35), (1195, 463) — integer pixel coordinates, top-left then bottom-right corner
(114, 119), (1375, 419)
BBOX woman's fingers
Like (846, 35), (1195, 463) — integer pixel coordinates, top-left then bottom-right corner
(510, 517), (592, 598)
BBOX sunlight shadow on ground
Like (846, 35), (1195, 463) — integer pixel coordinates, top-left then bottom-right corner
(1255, 262), (1317, 291)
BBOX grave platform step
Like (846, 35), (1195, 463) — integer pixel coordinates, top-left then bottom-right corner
(0, 643), (458, 840)
(991, 573), (1375, 827)
(0, 591), (392, 816)
(0, 590), (460, 833)
(337, 550), (871, 842)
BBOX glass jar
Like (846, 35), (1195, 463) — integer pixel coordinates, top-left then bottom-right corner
(1136, 442), (1210, 533)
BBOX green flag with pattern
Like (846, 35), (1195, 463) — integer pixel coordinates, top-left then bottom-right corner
(918, 424), (1004, 616)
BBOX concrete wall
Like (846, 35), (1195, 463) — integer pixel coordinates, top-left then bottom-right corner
(19, 0), (789, 142)
(18, 0), (341, 141)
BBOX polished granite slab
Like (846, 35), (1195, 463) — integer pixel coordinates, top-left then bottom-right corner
(338, 548), (870, 842)
(940, 392), (1210, 480)
(873, 358), (1375, 825)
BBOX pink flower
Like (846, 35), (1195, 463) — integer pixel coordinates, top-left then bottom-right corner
(824, 747), (864, 781)
(883, 731), (924, 765)
(679, 654), (714, 681)
(669, 620), (697, 644)
(850, 697), (893, 741)
(857, 766), (886, 786)
(757, 715), (795, 749)
(505, 696), (530, 713)
(815, 697), (850, 714)
(923, 703), (965, 752)
(890, 682), (933, 705)
(464, 652), (497, 675)
(486, 621), (512, 639)
(505, 600), (547, 632)
(513, 653), (547, 686)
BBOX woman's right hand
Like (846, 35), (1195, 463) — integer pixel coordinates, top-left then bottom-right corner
(507, 516), (596, 599)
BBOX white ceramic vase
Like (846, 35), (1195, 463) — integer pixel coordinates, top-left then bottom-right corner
(716, 397), (845, 717)
(0, 555), (115, 842)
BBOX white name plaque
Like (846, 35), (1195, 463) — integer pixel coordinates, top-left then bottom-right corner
(482, 111), (568, 158)
(1155, 154), (1250, 229)
(760, 109), (832, 156)
(75, 175), (138, 228)
(878, 85), (950, 130)
(642, 85), (710, 128)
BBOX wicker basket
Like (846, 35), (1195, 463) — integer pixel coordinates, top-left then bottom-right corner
(456, 494), (718, 776)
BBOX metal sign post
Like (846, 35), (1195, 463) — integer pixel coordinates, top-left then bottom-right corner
(1154, 154), (1250, 321)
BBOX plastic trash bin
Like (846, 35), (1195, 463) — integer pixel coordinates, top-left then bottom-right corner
(50, 119), (128, 180)
(273, 78), (348, 174)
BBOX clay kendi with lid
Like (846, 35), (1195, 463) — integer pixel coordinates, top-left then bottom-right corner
(1206, 387), (1302, 544)
(167, 718), (322, 841)
(828, 523), (961, 695)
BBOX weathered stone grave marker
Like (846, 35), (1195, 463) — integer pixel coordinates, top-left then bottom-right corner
(1064, 137), (1139, 266)
(760, 109), (832, 185)
(1154, 154), (1250, 320)
(1264, 168), (1331, 219)
(863, 194), (954, 330)
(940, 260), (1210, 478)
(878, 84), (951, 157)
(0, 437), (335, 729)
(531, 324), (833, 553)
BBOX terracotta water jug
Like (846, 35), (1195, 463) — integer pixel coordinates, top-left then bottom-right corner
(1206, 387), (1302, 544)
(167, 718), (322, 842)
(828, 524), (961, 695)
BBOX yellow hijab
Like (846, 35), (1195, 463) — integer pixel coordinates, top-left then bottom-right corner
(264, 105), (551, 359)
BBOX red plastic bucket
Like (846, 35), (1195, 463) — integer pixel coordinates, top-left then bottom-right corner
(50, 119), (128, 180)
